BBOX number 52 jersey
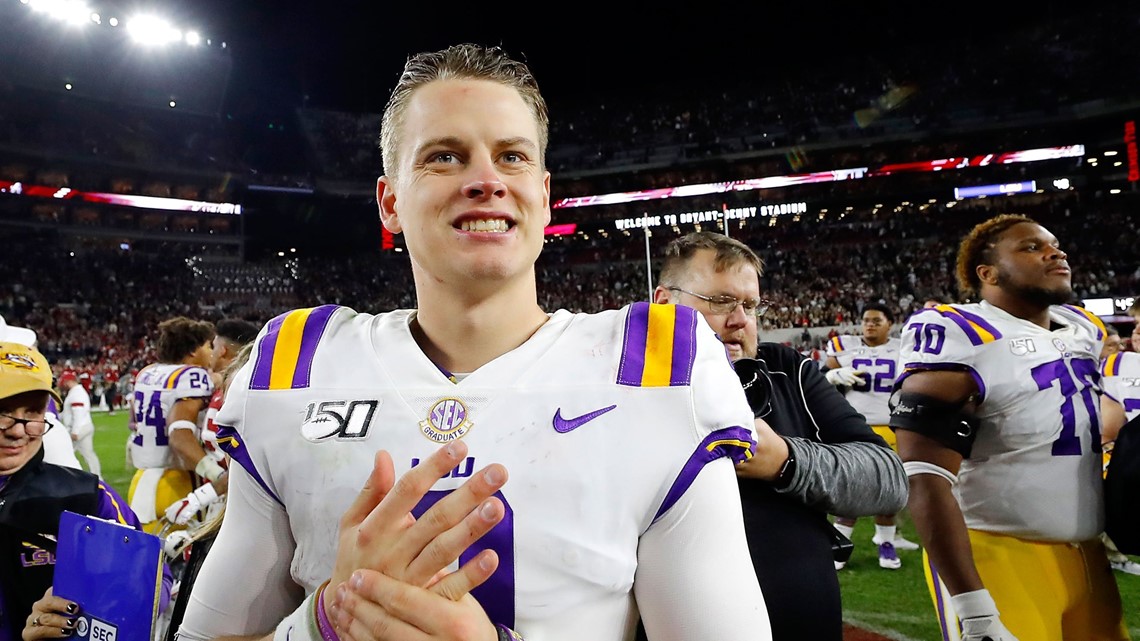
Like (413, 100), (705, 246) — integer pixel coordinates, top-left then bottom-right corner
(898, 301), (1107, 542)
(213, 302), (759, 637)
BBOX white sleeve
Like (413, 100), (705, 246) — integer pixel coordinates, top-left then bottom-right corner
(633, 457), (771, 641)
(177, 462), (304, 641)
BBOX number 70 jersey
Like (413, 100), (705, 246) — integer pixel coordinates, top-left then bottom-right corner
(898, 301), (1107, 542)
(128, 362), (214, 469)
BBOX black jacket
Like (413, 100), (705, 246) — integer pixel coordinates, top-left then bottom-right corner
(0, 448), (100, 637)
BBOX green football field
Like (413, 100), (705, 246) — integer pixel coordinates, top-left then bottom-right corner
(89, 412), (1140, 640)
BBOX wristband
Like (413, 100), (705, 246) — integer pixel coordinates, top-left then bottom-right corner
(272, 587), (321, 641)
(169, 419), (197, 433)
(315, 580), (341, 641)
(196, 456), (227, 483)
(496, 624), (525, 641)
(950, 588), (999, 620)
(771, 438), (796, 490)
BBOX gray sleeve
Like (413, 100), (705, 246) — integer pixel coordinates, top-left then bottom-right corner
(775, 437), (908, 518)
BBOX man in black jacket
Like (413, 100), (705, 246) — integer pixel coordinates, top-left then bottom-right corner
(0, 341), (170, 640)
(652, 231), (908, 641)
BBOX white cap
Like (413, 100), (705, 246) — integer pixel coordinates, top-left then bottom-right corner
(0, 315), (37, 347)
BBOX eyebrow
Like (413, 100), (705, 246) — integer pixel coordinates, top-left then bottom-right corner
(413, 136), (538, 159)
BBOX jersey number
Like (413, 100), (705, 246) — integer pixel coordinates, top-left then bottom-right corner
(850, 358), (896, 393)
(131, 391), (168, 447)
(1031, 358), (1100, 456)
(905, 322), (946, 355)
(413, 490), (515, 627)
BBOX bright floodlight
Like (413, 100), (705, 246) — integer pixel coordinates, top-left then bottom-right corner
(126, 14), (182, 45)
(89, 12), (99, 24)
(185, 30), (201, 46)
(108, 16), (117, 26)
(169, 100), (177, 108)
(29, 0), (92, 26)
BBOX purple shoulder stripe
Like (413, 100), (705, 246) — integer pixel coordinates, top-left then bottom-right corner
(292, 304), (338, 388)
(216, 424), (282, 506)
(652, 426), (756, 522)
(617, 302), (650, 386)
(250, 312), (289, 390)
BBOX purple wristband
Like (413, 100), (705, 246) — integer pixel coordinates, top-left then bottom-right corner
(315, 583), (340, 641)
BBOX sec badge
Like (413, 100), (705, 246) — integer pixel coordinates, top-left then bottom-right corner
(420, 398), (473, 443)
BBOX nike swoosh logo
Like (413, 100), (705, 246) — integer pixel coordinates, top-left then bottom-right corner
(553, 404), (617, 433)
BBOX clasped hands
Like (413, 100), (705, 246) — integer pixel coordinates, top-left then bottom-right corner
(327, 440), (508, 641)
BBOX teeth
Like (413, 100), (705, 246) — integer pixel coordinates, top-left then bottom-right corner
(460, 219), (509, 233)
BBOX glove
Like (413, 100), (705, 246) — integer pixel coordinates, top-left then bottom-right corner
(952, 589), (1020, 641)
(733, 358), (772, 418)
(164, 484), (219, 526)
(825, 366), (864, 387)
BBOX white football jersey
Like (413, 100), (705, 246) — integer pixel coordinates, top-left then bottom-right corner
(61, 384), (95, 438)
(826, 334), (900, 425)
(899, 301), (1107, 542)
(213, 302), (758, 639)
(128, 362), (214, 469)
(1101, 351), (1140, 423)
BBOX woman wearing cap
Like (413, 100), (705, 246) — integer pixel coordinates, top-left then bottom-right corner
(0, 341), (172, 640)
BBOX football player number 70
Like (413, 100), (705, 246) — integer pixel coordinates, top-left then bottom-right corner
(1031, 358), (1101, 457)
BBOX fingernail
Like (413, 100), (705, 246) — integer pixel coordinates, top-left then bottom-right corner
(480, 499), (497, 520)
(62, 629), (72, 637)
(336, 610), (351, 629)
(66, 619), (77, 628)
(336, 583), (347, 603)
(479, 553), (494, 571)
(66, 604), (77, 614)
(350, 571), (363, 590)
(484, 466), (503, 485)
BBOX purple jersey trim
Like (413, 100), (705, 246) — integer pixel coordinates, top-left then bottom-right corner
(46, 397), (59, 414)
(96, 480), (141, 528)
(933, 309), (987, 346)
(951, 307), (1003, 341)
(292, 305), (338, 388)
(250, 312), (289, 390)
(412, 490), (515, 628)
(652, 426), (756, 523)
(1063, 304), (1105, 339)
(617, 303), (650, 386)
(216, 424), (283, 506)
(1103, 353), (1121, 378)
(669, 304), (698, 386)
(898, 363), (987, 403)
(616, 302), (698, 387)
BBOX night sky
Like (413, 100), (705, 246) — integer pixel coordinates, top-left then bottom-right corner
(160, 2), (1089, 117)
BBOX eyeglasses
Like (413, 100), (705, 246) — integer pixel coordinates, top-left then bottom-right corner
(668, 287), (771, 317)
(0, 413), (52, 437)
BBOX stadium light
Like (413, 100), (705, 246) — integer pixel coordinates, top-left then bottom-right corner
(108, 16), (117, 26)
(185, 30), (201, 46)
(29, 0), (93, 26)
(126, 14), (182, 45)
(168, 100), (176, 108)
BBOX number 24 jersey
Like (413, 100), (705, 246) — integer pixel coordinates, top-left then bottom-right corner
(898, 301), (1107, 542)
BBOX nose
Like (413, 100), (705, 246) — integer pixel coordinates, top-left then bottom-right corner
(462, 161), (507, 200)
(725, 303), (750, 327)
(1047, 245), (1067, 261)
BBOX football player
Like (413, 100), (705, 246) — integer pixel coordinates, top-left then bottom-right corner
(825, 302), (921, 569)
(58, 371), (101, 477)
(127, 316), (216, 534)
(178, 44), (768, 641)
(892, 214), (1128, 640)
(163, 318), (259, 527)
(1099, 304), (1140, 576)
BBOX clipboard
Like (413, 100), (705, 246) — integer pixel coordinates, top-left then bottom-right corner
(52, 511), (164, 641)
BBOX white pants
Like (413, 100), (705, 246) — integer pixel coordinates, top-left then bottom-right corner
(73, 431), (102, 477)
